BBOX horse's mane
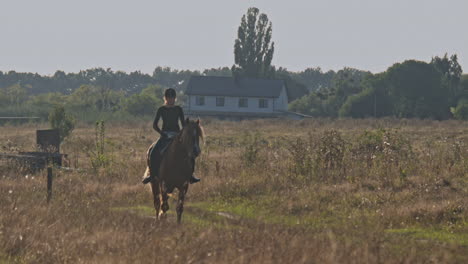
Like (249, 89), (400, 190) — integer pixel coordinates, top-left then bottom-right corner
(197, 122), (205, 143)
(179, 119), (205, 144)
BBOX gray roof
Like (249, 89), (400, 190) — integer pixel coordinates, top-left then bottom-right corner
(186, 76), (285, 98)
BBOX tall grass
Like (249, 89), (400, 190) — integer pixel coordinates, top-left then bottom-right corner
(0, 118), (467, 263)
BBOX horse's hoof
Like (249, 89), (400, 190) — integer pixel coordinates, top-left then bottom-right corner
(158, 210), (167, 218)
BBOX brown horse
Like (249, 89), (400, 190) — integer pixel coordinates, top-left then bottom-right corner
(144, 118), (204, 223)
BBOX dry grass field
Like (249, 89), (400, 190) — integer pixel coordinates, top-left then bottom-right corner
(1, 118), (467, 263)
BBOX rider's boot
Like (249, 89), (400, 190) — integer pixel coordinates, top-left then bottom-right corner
(142, 151), (161, 184)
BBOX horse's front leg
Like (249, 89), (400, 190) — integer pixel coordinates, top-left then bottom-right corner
(150, 181), (161, 220)
(161, 183), (170, 219)
(177, 183), (189, 223)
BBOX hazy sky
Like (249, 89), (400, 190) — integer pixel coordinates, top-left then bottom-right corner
(1, 0), (467, 75)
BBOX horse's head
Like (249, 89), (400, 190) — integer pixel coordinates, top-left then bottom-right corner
(180, 118), (204, 158)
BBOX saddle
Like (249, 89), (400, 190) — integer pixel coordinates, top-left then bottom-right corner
(147, 131), (178, 169)
(159, 131), (178, 154)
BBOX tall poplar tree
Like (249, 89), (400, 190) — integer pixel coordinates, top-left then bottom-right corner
(232, 7), (275, 78)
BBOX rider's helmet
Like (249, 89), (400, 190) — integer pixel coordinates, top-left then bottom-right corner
(164, 88), (176, 98)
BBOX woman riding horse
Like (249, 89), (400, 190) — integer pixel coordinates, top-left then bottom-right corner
(142, 88), (200, 184)
(144, 118), (204, 222)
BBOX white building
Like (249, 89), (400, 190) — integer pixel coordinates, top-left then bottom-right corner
(185, 76), (289, 118)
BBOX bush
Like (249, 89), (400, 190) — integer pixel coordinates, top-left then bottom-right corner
(352, 128), (413, 170)
(348, 129), (414, 186)
(452, 99), (468, 120)
(239, 131), (264, 167)
(316, 130), (346, 170)
(286, 135), (315, 178)
(90, 120), (111, 169)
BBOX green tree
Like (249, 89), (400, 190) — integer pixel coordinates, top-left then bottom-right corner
(431, 53), (463, 106)
(123, 94), (160, 116)
(26, 93), (66, 119)
(152, 67), (199, 91)
(141, 84), (164, 100)
(386, 60), (449, 119)
(0, 89), (8, 107)
(202, 67), (232, 77)
(232, 7), (275, 78)
(288, 68), (371, 117)
(49, 105), (75, 142)
(339, 88), (376, 118)
(67, 85), (98, 109)
(339, 73), (393, 118)
(459, 75), (468, 100)
(275, 67), (308, 102)
(290, 67), (336, 92)
(288, 92), (326, 117)
(6, 84), (27, 107)
(325, 68), (370, 116)
(451, 76), (468, 120)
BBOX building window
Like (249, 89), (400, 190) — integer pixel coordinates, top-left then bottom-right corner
(216, 97), (225, 107)
(195, 96), (205, 106)
(259, 98), (268, 108)
(238, 98), (248, 107)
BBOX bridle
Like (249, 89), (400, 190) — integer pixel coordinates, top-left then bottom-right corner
(181, 121), (201, 159)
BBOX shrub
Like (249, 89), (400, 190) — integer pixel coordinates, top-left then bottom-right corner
(452, 99), (468, 120)
(90, 120), (111, 169)
(239, 131), (264, 167)
(351, 129), (413, 186)
(316, 130), (346, 170)
(352, 129), (412, 167)
(285, 134), (315, 179)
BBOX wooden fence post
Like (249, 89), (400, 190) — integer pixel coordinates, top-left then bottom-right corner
(47, 167), (53, 203)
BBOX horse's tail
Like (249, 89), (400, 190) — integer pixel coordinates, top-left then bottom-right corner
(146, 142), (157, 167)
(143, 166), (150, 180)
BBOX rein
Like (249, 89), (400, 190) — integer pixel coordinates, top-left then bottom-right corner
(176, 124), (199, 158)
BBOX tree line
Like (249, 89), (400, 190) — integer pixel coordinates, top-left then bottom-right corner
(1, 7), (467, 121)
(289, 54), (468, 120)
(0, 65), (332, 122)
